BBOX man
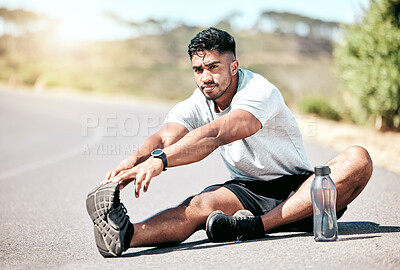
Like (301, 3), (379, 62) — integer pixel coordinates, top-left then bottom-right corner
(86, 27), (373, 257)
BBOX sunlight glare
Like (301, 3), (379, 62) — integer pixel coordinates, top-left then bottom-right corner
(57, 16), (90, 42)
(54, 1), (103, 43)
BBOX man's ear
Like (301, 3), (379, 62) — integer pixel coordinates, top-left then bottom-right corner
(231, 59), (239, 75)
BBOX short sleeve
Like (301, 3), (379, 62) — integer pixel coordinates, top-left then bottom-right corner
(231, 76), (284, 127)
(163, 90), (209, 131)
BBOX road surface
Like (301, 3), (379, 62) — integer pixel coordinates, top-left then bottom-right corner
(0, 88), (399, 269)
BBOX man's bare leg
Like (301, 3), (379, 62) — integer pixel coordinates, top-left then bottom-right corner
(260, 145), (373, 232)
(130, 186), (244, 247)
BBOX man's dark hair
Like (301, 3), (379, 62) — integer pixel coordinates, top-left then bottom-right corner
(188, 27), (236, 59)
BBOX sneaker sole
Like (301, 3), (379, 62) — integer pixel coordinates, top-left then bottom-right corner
(86, 183), (123, 257)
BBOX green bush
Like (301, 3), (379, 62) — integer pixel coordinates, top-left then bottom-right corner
(334, 0), (400, 129)
(20, 65), (41, 85)
(298, 93), (341, 121)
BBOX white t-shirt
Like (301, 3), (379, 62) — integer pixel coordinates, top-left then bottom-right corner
(164, 69), (312, 181)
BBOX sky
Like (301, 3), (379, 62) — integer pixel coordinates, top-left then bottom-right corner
(0, 0), (370, 41)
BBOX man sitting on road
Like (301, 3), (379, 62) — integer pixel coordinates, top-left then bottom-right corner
(86, 27), (373, 257)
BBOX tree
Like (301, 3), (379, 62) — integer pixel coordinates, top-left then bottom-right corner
(334, 0), (400, 130)
(257, 11), (340, 40)
(0, 8), (39, 36)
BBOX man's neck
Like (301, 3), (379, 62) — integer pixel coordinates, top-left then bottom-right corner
(214, 72), (239, 112)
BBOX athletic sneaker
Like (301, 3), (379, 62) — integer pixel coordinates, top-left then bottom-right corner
(206, 210), (265, 242)
(86, 182), (134, 257)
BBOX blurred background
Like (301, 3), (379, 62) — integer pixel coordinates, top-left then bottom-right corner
(1, 2), (400, 268)
(0, 0), (398, 131)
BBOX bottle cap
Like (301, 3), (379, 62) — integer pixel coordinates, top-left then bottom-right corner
(314, 166), (331, 176)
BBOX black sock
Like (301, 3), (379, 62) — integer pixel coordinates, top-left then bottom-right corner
(123, 222), (134, 251)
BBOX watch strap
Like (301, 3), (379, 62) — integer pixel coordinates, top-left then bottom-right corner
(153, 151), (167, 171)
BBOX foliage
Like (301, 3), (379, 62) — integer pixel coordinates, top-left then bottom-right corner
(0, 8), (43, 35)
(0, 8), (337, 103)
(258, 11), (339, 40)
(334, 0), (400, 129)
(298, 93), (341, 121)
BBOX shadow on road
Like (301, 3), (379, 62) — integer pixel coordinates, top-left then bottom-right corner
(121, 221), (400, 258)
(121, 233), (311, 258)
(338, 221), (400, 235)
(335, 221), (400, 241)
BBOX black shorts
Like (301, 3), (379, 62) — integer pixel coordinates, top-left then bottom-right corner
(207, 173), (347, 232)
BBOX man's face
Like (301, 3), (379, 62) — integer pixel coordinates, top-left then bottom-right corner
(191, 50), (237, 101)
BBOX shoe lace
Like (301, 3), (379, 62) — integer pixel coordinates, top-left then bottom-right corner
(113, 185), (130, 219)
(120, 203), (127, 214)
(236, 216), (264, 241)
(120, 202), (130, 220)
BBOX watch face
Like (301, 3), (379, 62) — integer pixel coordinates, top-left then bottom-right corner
(152, 149), (163, 156)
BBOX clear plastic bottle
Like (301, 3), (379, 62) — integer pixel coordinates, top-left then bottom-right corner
(310, 165), (338, 241)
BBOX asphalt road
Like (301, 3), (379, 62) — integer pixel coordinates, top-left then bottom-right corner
(0, 88), (399, 270)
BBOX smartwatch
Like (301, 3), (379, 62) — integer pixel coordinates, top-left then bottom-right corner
(151, 149), (168, 171)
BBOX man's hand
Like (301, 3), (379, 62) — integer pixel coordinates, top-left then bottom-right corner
(104, 157), (164, 198)
(101, 157), (137, 185)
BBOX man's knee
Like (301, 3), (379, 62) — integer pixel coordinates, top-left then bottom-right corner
(179, 186), (242, 219)
(188, 193), (216, 215)
(180, 190), (220, 217)
(344, 145), (373, 181)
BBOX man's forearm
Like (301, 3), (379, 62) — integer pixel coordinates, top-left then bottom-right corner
(164, 125), (220, 167)
(122, 123), (189, 168)
(127, 133), (164, 166)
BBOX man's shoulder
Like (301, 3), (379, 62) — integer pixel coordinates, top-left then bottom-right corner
(192, 87), (206, 100)
(238, 69), (273, 90)
(175, 88), (209, 111)
(237, 69), (279, 98)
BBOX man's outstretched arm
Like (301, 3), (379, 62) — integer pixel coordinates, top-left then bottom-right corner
(108, 109), (262, 197)
(164, 109), (261, 166)
(102, 122), (188, 184)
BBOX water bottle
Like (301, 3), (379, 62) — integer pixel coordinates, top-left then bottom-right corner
(310, 165), (338, 241)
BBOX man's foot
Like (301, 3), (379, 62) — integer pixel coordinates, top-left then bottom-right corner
(206, 210), (265, 242)
(86, 183), (134, 257)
